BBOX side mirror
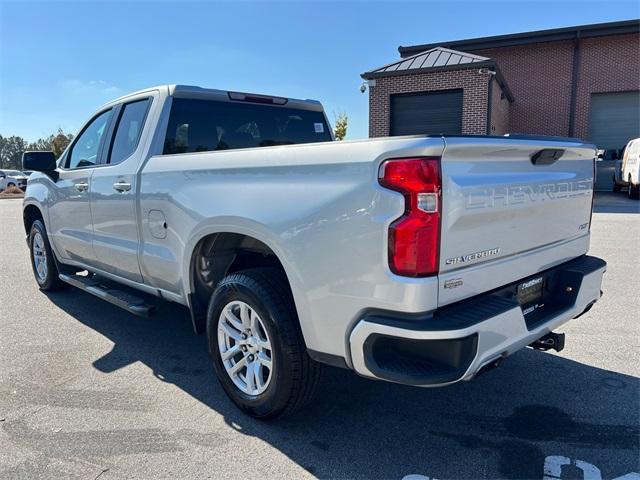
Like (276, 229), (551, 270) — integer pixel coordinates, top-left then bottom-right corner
(22, 151), (57, 178)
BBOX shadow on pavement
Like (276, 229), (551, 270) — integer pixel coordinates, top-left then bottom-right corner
(593, 192), (640, 214)
(42, 289), (639, 479)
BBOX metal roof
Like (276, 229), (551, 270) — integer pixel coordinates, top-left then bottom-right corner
(361, 47), (492, 80)
(399, 19), (640, 57)
(361, 47), (514, 102)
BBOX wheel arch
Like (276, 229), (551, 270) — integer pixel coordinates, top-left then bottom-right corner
(23, 203), (44, 237)
(184, 223), (308, 336)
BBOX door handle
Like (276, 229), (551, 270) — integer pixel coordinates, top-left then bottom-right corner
(113, 181), (131, 192)
(74, 182), (89, 192)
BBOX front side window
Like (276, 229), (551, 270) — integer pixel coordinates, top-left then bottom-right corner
(67, 109), (113, 169)
(163, 98), (332, 155)
(108, 98), (151, 165)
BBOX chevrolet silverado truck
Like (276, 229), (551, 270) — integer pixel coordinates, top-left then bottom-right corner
(22, 85), (606, 418)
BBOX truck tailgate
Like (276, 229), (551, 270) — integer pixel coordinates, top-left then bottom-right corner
(438, 137), (596, 306)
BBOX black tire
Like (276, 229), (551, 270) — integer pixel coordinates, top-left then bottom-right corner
(206, 268), (322, 419)
(628, 177), (640, 200)
(29, 219), (65, 291)
(612, 177), (621, 192)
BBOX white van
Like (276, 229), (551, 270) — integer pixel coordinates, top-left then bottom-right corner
(614, 138), (640, 199)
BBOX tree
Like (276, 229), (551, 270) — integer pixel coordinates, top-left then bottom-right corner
(28, 135), (54, 152)
(0, 135), (29, 169)
(51, 128), (74, 158)
(0, 129), (74, 168)
(333, 111), (348, 141)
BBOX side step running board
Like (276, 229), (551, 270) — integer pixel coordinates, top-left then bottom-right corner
(59, 273), (155, 318)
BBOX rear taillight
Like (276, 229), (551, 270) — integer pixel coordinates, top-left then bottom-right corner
(379, 157), (441, 277)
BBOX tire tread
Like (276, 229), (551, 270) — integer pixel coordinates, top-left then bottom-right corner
(30, 220), (65, 291)
(208, 267), (322, 418)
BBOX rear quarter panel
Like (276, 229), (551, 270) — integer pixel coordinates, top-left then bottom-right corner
(138, 137), (445, 359)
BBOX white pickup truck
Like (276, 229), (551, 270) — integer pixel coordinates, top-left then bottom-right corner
(23, 85), (606, 418)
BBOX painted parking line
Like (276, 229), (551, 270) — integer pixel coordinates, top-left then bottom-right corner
(402, 456), (640, 480)
(543, 456), (640, 480)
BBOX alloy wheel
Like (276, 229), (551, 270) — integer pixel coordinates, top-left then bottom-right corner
(32, 232), (48, 282)
(217, 300), (273, 396)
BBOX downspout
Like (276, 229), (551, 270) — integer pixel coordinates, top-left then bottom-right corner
(486, 76), (494, 135)
(568, 30), (582, 137)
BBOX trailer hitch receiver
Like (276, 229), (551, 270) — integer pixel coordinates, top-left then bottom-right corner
(529, 332), (565, 352)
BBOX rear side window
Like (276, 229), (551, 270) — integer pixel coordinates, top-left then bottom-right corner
(163, 98), (331, 154)
(108, 98), (151, 165)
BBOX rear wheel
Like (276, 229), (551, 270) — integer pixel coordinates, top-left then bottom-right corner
(206, 268), (322, 419)
(29, 220), (65, 291)
(612, 176), (621, 192)
(628, 176), (639, 200)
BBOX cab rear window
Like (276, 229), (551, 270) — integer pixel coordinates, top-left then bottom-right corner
(163, 98), (331, 154)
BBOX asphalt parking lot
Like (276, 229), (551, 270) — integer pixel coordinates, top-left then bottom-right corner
(1, 194), (638, 480)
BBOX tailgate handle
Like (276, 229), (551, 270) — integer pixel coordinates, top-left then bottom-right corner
(531, 149), (564, 165)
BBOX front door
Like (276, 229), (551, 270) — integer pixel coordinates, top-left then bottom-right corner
(90, 97), (153, 282)
(48, 108), (114, 264)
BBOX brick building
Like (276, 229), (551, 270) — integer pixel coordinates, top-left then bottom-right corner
(362, 20), (640, 155)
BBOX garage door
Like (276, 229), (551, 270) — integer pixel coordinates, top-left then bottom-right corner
(390, 89), (463, 136)
(589, 91), (640, 150)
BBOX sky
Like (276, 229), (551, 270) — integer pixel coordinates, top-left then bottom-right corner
(1, 0), (638, 141)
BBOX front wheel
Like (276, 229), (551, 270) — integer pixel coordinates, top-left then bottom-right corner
(206, 268), (322, 419)
(29, 220), (65, 291)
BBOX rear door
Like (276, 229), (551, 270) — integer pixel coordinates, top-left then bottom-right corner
(48, 108), (114, 263)
(90, 96), (153, 282)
